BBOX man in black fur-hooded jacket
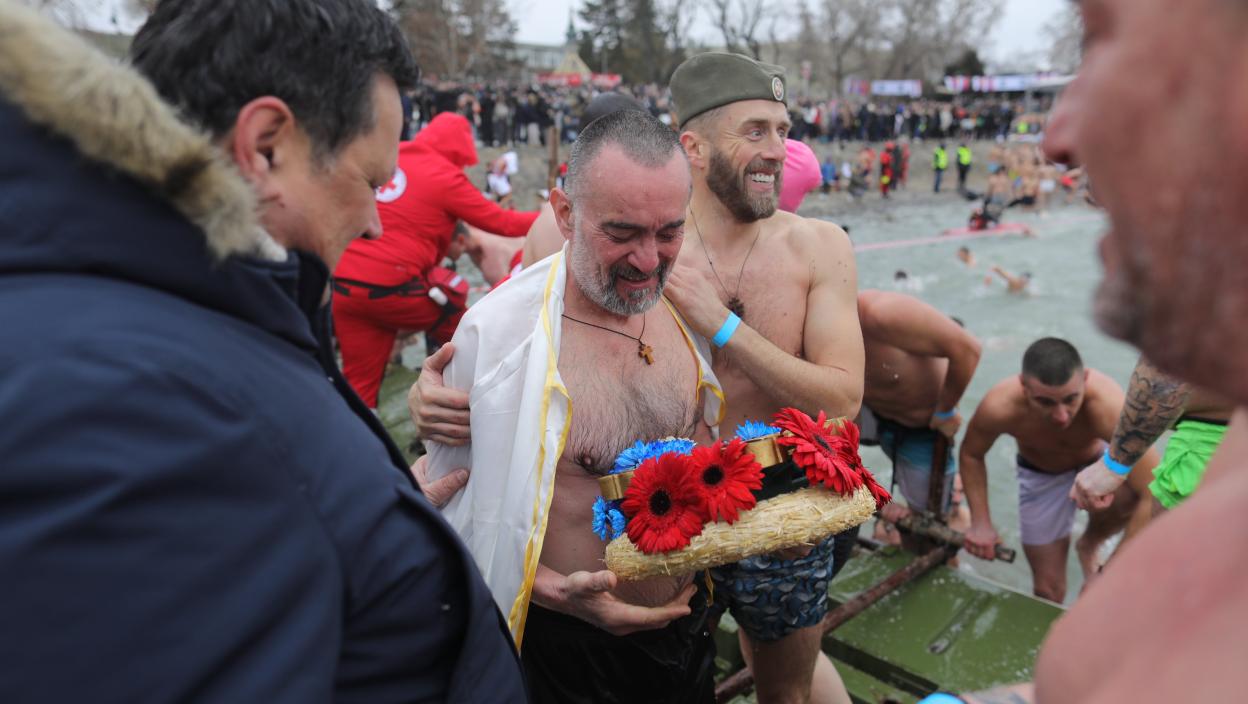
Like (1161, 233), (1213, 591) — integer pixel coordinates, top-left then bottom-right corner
(0, 1), (525, 701)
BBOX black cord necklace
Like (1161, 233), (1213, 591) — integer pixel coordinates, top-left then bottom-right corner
(691, 209), (761, 319)
(561, 311), (654, 365)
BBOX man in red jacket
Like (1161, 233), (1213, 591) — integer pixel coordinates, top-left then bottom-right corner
(333, 112), (538, 407)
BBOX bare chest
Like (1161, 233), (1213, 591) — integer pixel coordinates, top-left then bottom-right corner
(1009, 417), (1105, 471)
(684, 241), (810, 362)
(558, 324), (700, 476)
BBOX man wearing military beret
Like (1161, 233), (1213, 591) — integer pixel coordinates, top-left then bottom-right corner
(664, 53), (864, 704)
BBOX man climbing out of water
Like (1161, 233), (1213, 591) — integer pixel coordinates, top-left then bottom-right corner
(1070, 355), (1233, 516)
(857, 290), (982, 547)
(420, 109), (727, 703)
(960, 338), (1159, 603)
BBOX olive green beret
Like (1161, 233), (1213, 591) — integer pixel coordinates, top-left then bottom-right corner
(670, 52), (787, 128)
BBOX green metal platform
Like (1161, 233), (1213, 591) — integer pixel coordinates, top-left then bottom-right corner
(716, 546), (1063, 703)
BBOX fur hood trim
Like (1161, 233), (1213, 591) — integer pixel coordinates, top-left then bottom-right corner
(0, 1), (285, 262)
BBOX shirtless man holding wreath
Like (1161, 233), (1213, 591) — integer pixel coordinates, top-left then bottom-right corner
(415, 54), (864, 704)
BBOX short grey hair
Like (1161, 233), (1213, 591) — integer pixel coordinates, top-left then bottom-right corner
(564, 109), (685, 201)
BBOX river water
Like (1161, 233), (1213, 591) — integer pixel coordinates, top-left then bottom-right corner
(835, 194), (1136, 603)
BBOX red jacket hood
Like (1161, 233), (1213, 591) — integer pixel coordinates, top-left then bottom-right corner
(408, 112), (478, 168)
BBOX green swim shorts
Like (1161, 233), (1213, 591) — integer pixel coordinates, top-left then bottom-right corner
(1149, 418), (1228, 509)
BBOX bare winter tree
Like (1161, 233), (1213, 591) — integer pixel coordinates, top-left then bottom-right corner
(708, 0), (766, 59)
(881, 0), (1003, 80)
(392, 0), (516, 79)
(820, 0), (887, 93)
(658, 0), (697, 76)
(647, 0), (698, 82)
(1043, 5), (1083, 73)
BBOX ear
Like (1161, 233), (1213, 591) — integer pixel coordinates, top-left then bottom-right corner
(223, 96), (301, 205)
(550, 188), (576, 243)
(1083, 368), (1090, 384)
(679, 129), (708, 170)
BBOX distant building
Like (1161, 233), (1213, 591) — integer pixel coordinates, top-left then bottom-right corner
(506, 42), (566, 76)
(502, 14), (590, 83)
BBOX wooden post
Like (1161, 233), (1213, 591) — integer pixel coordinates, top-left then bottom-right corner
(896, 513), (1016, 563)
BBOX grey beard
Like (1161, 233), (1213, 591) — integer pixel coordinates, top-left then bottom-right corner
(569, 237), (670, 316)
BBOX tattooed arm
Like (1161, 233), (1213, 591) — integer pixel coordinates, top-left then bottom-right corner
(1110, 356), (1190, 463)
(1070, 356), (1189, 509)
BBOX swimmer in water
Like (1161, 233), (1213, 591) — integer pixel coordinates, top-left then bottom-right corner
(990, 265), (1031, 293)
(957, 246), (976, 267)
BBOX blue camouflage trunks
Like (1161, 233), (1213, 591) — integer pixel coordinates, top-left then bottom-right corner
(709, 533), (840, 642)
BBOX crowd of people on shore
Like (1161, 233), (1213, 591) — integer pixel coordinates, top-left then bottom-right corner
(4, 0), (1247, 702)
(414, 79), (1045, 149)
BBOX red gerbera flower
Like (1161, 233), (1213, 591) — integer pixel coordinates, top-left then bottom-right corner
(621, 454), (707, 554)
(688, 439), (764, 524)
(864, 473), (892, 509)
(773, 408), (864, 496)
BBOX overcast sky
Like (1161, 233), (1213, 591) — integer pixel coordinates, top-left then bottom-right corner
(510, 0), (1066, 66)
(83, 0), (1067, 69)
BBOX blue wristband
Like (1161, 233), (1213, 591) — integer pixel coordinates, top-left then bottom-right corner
(933, 408), (957, 420)
(918, 695), (967, 704)
(1102, 448), (1131, 476)
(712, 312), (741, 348)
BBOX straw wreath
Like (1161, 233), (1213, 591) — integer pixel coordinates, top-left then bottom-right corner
(604, 485), (877, 579)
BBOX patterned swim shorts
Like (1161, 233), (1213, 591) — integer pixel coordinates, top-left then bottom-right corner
(709, 528), (855, 642)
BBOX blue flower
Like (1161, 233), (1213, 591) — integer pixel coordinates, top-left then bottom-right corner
(592, 496), (614, 540)
(652, 437), (696, 456)
(735, 420), (781, 441)
(612, 440), (652, 474)
(608, 506), (626, 536)
(612, 437), (696, 473)
(592, 496), (628, 541)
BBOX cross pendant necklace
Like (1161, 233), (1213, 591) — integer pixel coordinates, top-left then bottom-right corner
(691, 209), (760, 320)
(561, 311), (654, 365)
